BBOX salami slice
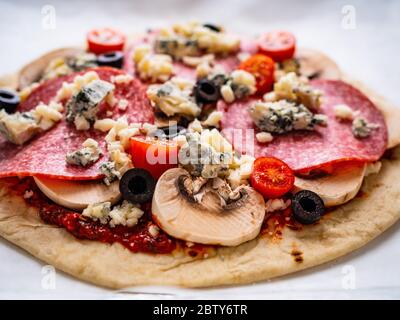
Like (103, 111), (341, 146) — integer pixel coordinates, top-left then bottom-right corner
(218, 80), (388, 172)
(0, 67), (153, 180)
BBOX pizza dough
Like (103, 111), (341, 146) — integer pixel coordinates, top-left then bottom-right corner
(0, 48), (399, 289)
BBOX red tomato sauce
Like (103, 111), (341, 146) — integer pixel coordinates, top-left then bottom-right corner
(1, 177), (207, 255)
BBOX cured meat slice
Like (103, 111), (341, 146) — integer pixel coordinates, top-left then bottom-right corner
(0, 67), (153, 180)
(218, 80), (388, 172)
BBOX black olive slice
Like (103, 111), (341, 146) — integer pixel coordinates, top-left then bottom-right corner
(203, 23), (222, 33)
(194, 79), (220, 104)
(96, 51), (124, 69)
(292, 190), (325, 225)
(119, 168), (156, 204)
(0, 89), (20, 113)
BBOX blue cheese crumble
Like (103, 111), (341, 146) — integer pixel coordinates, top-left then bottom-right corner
(352, 117), (379, 139)
(0, 101), (63, 145)
(147, 77), (200, 117)
(82, 200), (144, 227)
(249, 100), (327, 134)
(66, 138), (102, 167)
(66, 79), (115, 130)
(178, 130), (232, 178)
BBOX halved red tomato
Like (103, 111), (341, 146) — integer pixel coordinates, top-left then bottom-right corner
(130, 137), (179, 179)
(87, 28), (126, 54)
(238, 54), (275, 94)
(258, 31), (296, 62)
(250, 157), (295, 199)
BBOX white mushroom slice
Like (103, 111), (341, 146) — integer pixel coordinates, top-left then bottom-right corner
(293, 164), (366, 207)
(152, 168), (265, 246)
(296, 48), (341, 80)
(33, 177), (121, 211)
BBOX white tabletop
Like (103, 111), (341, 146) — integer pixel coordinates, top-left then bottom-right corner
(0, 0), (399, 299)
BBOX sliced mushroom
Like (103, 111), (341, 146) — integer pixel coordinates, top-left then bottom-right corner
(152, 168), (265, 246)
(18, 47), (84, 89)
(34, 176), (121, 211)
(296, 48), (341, 80)
(293, 164), (366, 207)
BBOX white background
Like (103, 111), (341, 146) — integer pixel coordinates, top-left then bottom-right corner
(0, 0), (399, 299)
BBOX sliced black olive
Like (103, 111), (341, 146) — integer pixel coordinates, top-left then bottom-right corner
(151, 125), (186, 139)
(0, 89), (20, 113)
(96, 51), (124, 69)
(194, 79), (220, 104)
(119, 168), (156, 204)
(292, 190), (325, 225)
(203, 23), (222, 33)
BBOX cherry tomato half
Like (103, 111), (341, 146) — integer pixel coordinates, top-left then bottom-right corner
(258, 31), (296, 62)
(250, 157), (295, 199)
(87, 28), (126, 54)
(238, 54), (275, 94)
(130, 137), (179, 180)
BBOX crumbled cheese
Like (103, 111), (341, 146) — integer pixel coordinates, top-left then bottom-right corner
(100, 161), (121, 185)
(66, 138), (102, 167)
(188, 118), (203, 133)
(109, 200), (144, 228)
(0, 100), (63, 145)
(82, 200), (144, 227)
(118, 127), (140, 149)
(105, 91), (117, 108)
(19, 82), (40, 102)
(55, 71), (100, 101)
(220, 84), (235, 103)
(249, 100), (327, 134)
(66, 79), (115, 130)
(173, 134), (188, 147)
(230, 70), (256, 98)
(200, 128), (233, 154)
(155, 21), (240, 59)
(133, 44), (173, 83)
(94, 118), (117, 132)
(147, 77), (200, 117)
(141, 123), (158, 136)
(263, 92), (277, 103)
(274, 72), (322, 111)
(256, 132), (273, 143)
(117, 98), (129, 111)
(109, 148), (132, 176)
(227, 155), (255, 188)
(196, 61), (213, 79)
(276, 59), (300, 78)
(352, 117), (379, 139)
(32, 101), (63, 130)
(0, 112), (39, 144)
(43, 57), (71, 80)
(334, 104), (354, 121)
(202, 111), (223, 128)
(111, 74), (133, 84)
(182, 54), (215, 67)
(82, 202), (111, 224)
(265, 198), (291, 213)
(148, 224), (160, 237)
(74, 115), (90, 131)
(178, 130), (233, 178)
